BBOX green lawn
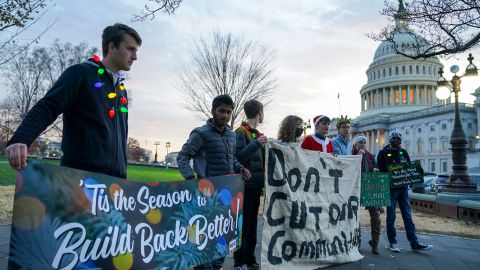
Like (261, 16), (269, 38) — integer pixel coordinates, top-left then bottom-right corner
(128, 165), (183, 183)
(0, 157), (183, 185)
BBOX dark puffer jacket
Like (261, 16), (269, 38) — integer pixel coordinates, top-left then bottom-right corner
(377, 144), (411, 190)
(235, 123), (265, 188)
(7, 59), (128, 178)
(177, 119), (244, 179)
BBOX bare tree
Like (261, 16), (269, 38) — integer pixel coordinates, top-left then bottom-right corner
(132, 0), (183, 21)
(4, 47), (47, 120)
(178, 32), (276, 127)
(42, 39), (98, 89)
(371, 0), (480, 59)
(127, 137), (148, 162)
(0, 96), (16, 153)
(39, 40), (97, 136)
(1, 40), (98, 137)
(0, 0), (54, 65)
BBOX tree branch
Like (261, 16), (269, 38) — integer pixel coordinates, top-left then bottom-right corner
(131, 0), (182, 22)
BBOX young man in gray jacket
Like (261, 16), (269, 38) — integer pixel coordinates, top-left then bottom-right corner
(332, 116), (351, 155)
(177, 94), (251, 270)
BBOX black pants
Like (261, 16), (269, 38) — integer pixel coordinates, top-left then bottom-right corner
(234, 187), (262, 267)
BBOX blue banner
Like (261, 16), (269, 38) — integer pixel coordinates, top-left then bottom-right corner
(8, 161), (244, 269)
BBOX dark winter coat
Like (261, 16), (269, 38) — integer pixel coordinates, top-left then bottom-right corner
(7, 59), (128, 178)
(235, 122), (265, 188)
(377, 144), (411, 190)
(177, 119), (244, 179)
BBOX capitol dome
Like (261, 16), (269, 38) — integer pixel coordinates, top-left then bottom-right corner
(358, 1), (444, 119)
(373, 28), (428, 62)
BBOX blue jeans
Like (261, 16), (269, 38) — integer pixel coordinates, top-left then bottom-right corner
(386, 188), (418, 248)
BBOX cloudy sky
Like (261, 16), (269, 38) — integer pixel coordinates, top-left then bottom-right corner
(2, 0), (478, 159)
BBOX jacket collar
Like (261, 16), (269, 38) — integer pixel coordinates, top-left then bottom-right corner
(207, 118), (231, 133)
(336, 135), (350, 144)
(85, 58), (105, 68)
(384, 144), (401, 152)
(85, 58), (123, 85)
(314, 132), (326, 140)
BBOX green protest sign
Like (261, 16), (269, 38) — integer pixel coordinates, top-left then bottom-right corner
(388, 161), (424, 188)
(361, 172), (391, 207)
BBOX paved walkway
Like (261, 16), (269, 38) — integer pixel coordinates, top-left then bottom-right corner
(1, 219), (479, 269)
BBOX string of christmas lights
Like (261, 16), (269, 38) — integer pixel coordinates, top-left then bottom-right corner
(92, 54), (128, 119)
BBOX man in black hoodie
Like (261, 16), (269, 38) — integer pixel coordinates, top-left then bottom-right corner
(5, 23), (142, 178)
(377, 129), (433, 253)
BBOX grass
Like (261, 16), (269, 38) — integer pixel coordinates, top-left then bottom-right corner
(358, 208), (480, 239)
(0, 157), (183, 185)
(127, 165), (183, 182)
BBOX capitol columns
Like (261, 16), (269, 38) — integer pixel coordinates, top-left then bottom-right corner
(390, 88), (394, 105)
(360, 95), (363, 112)
(423, 85), (427, 105)
(377, 129), (381, 153)
(384, 88), (387, 106)
(407, 85), (411, 104)
(413, 85), (417, 104)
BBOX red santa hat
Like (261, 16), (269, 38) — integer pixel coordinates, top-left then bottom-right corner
(313, 115), (330, 126)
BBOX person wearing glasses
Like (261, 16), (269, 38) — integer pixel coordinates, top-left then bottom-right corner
(332, 115), (351, 155)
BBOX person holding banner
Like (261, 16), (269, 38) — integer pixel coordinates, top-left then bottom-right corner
(5, 23), (142, 178)
(277, 115), (304, 143)
(233, 100), (267, 270)
(332, 115), (351, 155)
(377, 129), (433, 252)
(351, 134), (383, 255)
(177, 94), (251, 270)
(301, 115), (333, 153)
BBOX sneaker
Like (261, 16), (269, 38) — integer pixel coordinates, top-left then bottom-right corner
(388, 243), (400, 252)
(233, 264), (249, 270)
(247, 262), (260, 270)
(412, 243), (433, 251)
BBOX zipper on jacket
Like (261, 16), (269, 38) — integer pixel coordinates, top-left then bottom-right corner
(110, 75), (119, 175)
(223, 135), (230, 173)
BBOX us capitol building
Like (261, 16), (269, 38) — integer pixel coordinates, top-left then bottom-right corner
(331, 2), (480, 174)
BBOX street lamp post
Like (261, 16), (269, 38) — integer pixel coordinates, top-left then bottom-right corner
(165, 141), (170, 156)
(154, 141), (160, 164)
(303, 119), (311, 137)
(165, 142), (171, 168)
(436, 54), (478, 193)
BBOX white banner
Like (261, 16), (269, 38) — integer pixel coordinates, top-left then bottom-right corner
(261, 140), (363, 269)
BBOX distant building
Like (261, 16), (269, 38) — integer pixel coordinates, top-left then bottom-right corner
(165, 151), (179, 167)
(38, 137), (62, 158)
(329, 2), (480, 173)
(143, 149), (152, 163)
